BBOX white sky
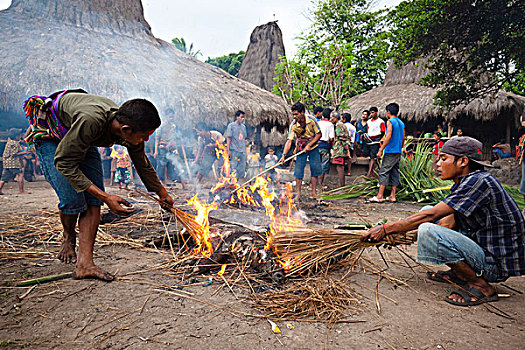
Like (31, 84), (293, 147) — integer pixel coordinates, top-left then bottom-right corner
(0, 0), (401, 59)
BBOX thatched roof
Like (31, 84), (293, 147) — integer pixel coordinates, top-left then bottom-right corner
(0, 0), (291, 146)
(237, 21), (285, 92)
(345, 61), (525, 123)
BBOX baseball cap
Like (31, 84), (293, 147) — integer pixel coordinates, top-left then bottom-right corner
(440, 136), (496, 168)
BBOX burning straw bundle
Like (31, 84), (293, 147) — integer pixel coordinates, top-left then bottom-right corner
(273, 228), (416, 276)
(250, 277), (362, 324)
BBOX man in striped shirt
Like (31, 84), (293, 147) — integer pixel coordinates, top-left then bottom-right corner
(362, 136), (525, 306)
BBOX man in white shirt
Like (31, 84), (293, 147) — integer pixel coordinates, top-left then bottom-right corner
(363, 107), (385, 177)
(342, 113), (356, 175)
(318, 108), (335, 186)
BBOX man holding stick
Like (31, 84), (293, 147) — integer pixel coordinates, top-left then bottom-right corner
(279, 102), (322, 200)
(362, 136), (525, 306)
(24, 90), (173, 281)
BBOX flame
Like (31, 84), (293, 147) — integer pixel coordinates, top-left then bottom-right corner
(218, 264), (227, 276)
(212, 140), (238, 193)
(187, 195), (219, 258)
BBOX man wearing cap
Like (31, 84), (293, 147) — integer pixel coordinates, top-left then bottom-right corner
(362, 136), (525, 306)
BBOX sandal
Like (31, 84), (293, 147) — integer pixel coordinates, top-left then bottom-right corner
(369, 196), (385, 203)
(445, 285), (499, 306)
(427, 270), (467, 286)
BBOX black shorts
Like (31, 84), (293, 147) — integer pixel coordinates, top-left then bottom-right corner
(0, 168), (22, 182)
(362, 143), (380, 159)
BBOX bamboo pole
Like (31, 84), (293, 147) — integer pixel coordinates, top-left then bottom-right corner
(17, 272), (73, 286)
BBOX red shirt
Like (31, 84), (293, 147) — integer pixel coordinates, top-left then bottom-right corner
(432, 140), (444, 155)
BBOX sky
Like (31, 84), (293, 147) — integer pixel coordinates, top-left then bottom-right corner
(0, 0), (402, 59)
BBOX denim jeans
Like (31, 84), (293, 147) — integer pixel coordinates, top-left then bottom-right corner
(35, 140), (104, 214)
(318, 147), (331, 174)
(294, 147), (322, 179)
(231, 150), (247, 179)
(417, 222), (506, 282)
(520, 161), (525, 195)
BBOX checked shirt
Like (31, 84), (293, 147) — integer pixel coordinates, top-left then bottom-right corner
(443, 170), (525, 277)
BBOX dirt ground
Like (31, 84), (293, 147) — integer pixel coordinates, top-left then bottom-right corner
(0, 179), (524, 349)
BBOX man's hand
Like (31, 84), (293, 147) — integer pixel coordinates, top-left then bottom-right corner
(105, 195), (136, 216)
(304, 144), (312, 152)
(377, 148), (384, 158)
(360, 224), (387, 243)
(157, 187), (174, 209)
(278, 155), (286, 164)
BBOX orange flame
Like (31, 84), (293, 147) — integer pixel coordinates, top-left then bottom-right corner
(212, 140), (238, 193)
(187, 195), (219, 258)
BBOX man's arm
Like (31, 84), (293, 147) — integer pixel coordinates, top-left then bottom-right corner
(279, 139), (293, 163)
(377, 120), (393, 158)
(306, 132), (322, 151)
(361, 201), (455, 242)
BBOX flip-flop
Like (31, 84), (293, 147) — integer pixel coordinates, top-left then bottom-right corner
(369, 196), (385, 203)
(427, 270), (467, 286)
(445, 285), (499, 306)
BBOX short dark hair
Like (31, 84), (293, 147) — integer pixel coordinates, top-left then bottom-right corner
(115, 99), (161, 132)
(386, 103), (399, 116)
(342, 113), (352, 123)
(453, 155), (484, 172)
(291, 102), (305, 113)
(322, 108), (333, 119)
(363, 110), (369, 115)
(434, 132), (441, 138)
(313, 106), (324, 114)
(195, 122), (207, 131)
(235, 110), (245, 118)
(369, 107), (378, 113)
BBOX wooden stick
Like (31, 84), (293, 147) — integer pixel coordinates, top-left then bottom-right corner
(181, 146), (191, 179)
(230, 149), (306, 195)
(17, 272), (72, 287)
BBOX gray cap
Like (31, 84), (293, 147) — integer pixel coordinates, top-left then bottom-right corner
(441, 136), (495, 168)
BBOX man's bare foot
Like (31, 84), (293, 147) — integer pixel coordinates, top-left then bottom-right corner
(58, 241), (77, 264)
(72, 265), (114, 281)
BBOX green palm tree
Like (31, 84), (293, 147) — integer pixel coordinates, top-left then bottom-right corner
(171, 37), (202, 58)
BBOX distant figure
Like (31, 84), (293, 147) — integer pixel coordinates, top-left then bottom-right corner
(318, 108), (335, 186)
(111, 146), (132, 191)
(436, 124), (446, 137)
(226, 110), (248, 179)
(0, 129), (25, 194)
(330, 111), (351, 187)
(432, 133), (444, 170)
(370, 103), (405, 203)
(354, 110), (368, 157)
(452, 128), (464, 138)
(363, 106), (385, 177)
(279, 102), (322, 200)
(99, 147), (113, 181)
(312, 106), (324, 122)
(492, 140), (511, 159)
(193, 122), (225, 182)
(264, 148), (279, 182)
(246, 144), (261, 179)
(342, 112), (356, 175)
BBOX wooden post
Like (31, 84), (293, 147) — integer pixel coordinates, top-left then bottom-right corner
(506, 115), (512, 144)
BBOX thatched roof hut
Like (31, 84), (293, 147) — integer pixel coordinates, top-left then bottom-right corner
(0, 0), (291, 146)
(237, 21), (285, 92)
(345, 60), (525, 150)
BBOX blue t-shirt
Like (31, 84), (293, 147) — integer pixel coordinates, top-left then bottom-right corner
(226, 122), (247, 154)
(384, 117), (404, 154)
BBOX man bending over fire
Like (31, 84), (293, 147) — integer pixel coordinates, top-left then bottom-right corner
(279, 102), (322, 200)
(362, 137), (525, 306)
(24, 89), (174, 281)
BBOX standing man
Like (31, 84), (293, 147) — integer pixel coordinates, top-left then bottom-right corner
(370, 103), (405, 203)
(318, 108), (335, 187)
(363, 106), (385, 177)
(279, 102), (322, 200)
(330, 111), (351, 187)
(24, 90), (173, 281)
(342, 112), (356, 175)
(193, 122), (225, 182)
(312, 106), (324, 122)
(226, 110), (248, 180)
(363, 136), (524, 306)
(0, 129), (25, 195)
(355, 110), (368, 157)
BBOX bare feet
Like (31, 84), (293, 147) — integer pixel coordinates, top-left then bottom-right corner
(58, 241), (77, 264)
(72, 264), (114, 281)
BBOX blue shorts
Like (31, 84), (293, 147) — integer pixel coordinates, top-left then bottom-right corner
(493, 148), (511, 158)
(35, 140), (104, 214)
(318, 147), (331, 174)
(294, 147), (322, 180)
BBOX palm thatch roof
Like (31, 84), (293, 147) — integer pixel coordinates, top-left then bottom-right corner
(0, 0), (291, 146)
(345, 61), (525, 123)
(237, 21), (285, 92)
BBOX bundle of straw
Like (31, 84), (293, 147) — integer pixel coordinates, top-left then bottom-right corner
(273, 228), (416, 276)
(249, 277), (362, 324)
(132, 187), (203, 244)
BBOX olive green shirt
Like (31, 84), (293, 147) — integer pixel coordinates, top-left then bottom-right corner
(55, 93), (163, 193)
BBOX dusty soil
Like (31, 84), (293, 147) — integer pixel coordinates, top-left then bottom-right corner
(0, 179), (524, 349)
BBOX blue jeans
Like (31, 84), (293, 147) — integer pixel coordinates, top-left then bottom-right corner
(417, 222), (506, 282)
(35, 140), (104, 214)
(493, 148), (511, 159)
(318, 147), (331, 174)
(520, 161), (525, 195)
(294, 147), (322, 179)
(231, 150), (247, 179)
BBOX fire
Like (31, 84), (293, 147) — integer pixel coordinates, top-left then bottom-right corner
(218, 264), (227, 276)
(187, 195), (219, 258)
(212, 140), (238, 193)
